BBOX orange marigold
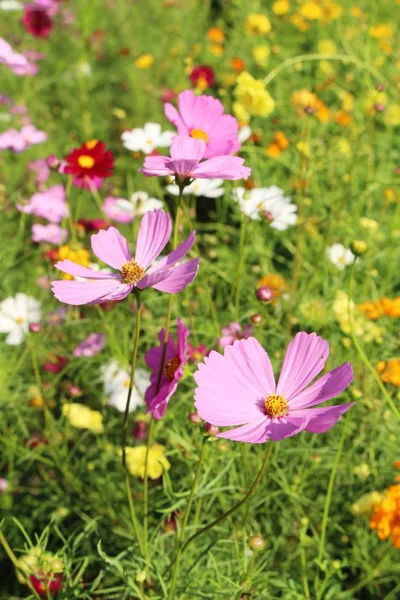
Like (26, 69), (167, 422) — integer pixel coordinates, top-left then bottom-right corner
(377, 360), (400, 387)
(231, 57), (246, 73)
(208, 27), (225, 44)
(370, 484), (400, 548)
(360, 297), (400, 320)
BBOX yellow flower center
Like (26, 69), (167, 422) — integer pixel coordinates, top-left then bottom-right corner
(16, 316), (24, 324)
(85, 139), (99, 149)
(264, 394), (288, 418)
(120, 259), (145, 284)
(191, 128), (209, 143)
(164, 357), (180, 382)
(78, 155), (95, 168)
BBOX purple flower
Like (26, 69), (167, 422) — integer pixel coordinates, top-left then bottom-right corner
(140, 135), (251, 181)
(32, 223), (68, 245)
(219, 321), (253, 348)
(51, 209), (200, 306)
(73, 333), (106, 357)
(195, 332), (354, 443)
(18, 185), (68, 223)
(145, 318), (189, 419)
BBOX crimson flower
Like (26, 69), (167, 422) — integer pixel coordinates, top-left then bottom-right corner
(22, 4), (54, 39)
(63, 140), (114, 190)
(189, 65), (215, 90)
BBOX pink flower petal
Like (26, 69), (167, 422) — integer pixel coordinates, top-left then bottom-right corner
(54, 260), (121, 280)
(217, 417), (269, 443)
(293, 403), (355, 434)
(289, 363), (354, 409)
(51, 279), (126, 306)
(151, 259), (200, 293)
(176, 89), (197, 130)
(91, 227), (131, 270)
(137, 269), (172, 290)
(135, 209), (172, 270)
(192, 156), (251, 180)
(147, 231), (196, 274)
(170, 135), (206, 161)
(164, 102), (187, 133)
(276, 332), (329, 401)
(139, 156), (172, 177)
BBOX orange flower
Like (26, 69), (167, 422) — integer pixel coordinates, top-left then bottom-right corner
(292, 89), (330, 122)
(231, 57), (246, 73)
(360, 297), (400, 320)
(257, 273), (286, 303)
(265, 130), (289, 157)
(377, 360), (400, 386)
(208, 27), (225, 44)
(370, 484), (400, 548)
(335, 110), (352, 126)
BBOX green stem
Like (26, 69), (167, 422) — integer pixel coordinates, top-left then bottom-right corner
(121, 292), (144, 553)
(65, 176), (76, 244)
(142, 186), (184, 569)
(233, 215), (249, 318)
(300, 545), (311, 600)
(347, 260), (400, 420)
(88, 180), (110, 224)
(167, 438), (207, 600)
(27, 337), (52, 435)
(181, 443), (274, 554)
(0, 529), (42, 600)
(315, 418), (349, 598)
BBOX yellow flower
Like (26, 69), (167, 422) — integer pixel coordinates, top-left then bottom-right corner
(333, 291), (383, 343)
(234, 72), (275, 117)
(349, 6), (364, 18)
(252, 45), (270, 67)
(207, 26), (225, 44)
(299, 299), (328, 325)
(57, 245), (90, 280)
(384, 105), (400, 127)
(360, 217), (378, 230)
(246, 13), (271, 35)
(377, 360), (400, 386)
(233, 101), (250, 125)
(62, 403), (104, 433)
(369, 24), (394, 40)
(296, 141), (310, 156)
(364, 90), (388, 114)
(351, 491), (385, 516)
(124, 445), (170, 479)
(135, 54), (154, 69)
(318, 39), (337, 54)
(340, 91), (355, 111)
(272, 0), (290, 15)
(290, 13), (309, 30)
(210, 44), (224, 57)
(299, 1), (324, 20)
(323, 1), (342, 21)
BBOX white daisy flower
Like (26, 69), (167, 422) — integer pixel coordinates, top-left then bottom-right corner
(0, 293), (41, 345)
(327, 244), (355, 270)
(103, 191), (163, 223)
(232, 186), (297, 230)
(121, 122), (175, 154)
(100, 359), (150, 412)
(166, 178), (225, 198)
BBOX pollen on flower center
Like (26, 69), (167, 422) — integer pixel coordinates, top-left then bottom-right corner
(16, 316), (24, 324)
(164, 357), (180, 382)
(120, 259), (145, 284)
(78, 155), (95, 168)
(264, 394), (288, 418)
(190, 128), (209, 143)
(85, 139), (99, 149)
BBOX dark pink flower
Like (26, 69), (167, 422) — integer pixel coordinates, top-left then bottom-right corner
(21, 3), (54, 38)
(145, 318), (189, 419)
(189, 65), (215, 89)
(219, 322), (253, 348)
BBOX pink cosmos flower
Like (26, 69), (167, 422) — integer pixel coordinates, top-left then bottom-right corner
(145, 318), (189, 419)
(73, 333), (106, 357)
(0, 125), (47, 152)
(165, 90), (240, 159)
(32, 223), (68, 245)
(140, 135), (251, 182)
(51, 209), (200, 306)
(0, 38), (31, 76)
(195, 332), (354, 443)
(29, 159), (50, 188)
(219, 322), (253, 348)
(18, 185), (68, 223)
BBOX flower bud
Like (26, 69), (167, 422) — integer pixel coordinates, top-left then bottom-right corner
(45, 154), (60, 169)
(350, 240), (368, 256)
(29, 322), (41, 333)
(250, 313), (262, 325)
(188, 411), (202, 424)
(256, 286), (273, 302)
(248, 535), (266, 551)
(374, 103), (385, 112)
(204, 422), (219, 436)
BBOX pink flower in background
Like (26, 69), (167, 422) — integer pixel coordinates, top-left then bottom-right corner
(145, 318), (189, 419)
(0, 37), (30, 74)
(195, 332), (354, 443)
(21, 1), (57, 38)
(165, 90), (240, 158)
(51, 209), (200, 305)
(18, 185), (68, 223)
(29, 159), (50, 188)
(140, 135), (251, 181)
(32, 223), (67, 245)
(73, 333), (106, 357)
(219, 321), (253, 348)
(187, 343), (210, 363)
(0, 125), (47, 152)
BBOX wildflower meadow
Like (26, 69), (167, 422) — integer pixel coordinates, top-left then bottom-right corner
(1, 1), (400, 598)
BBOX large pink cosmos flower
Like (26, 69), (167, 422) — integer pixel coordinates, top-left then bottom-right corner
(164, 90), (240, 159)
(145, 318), (189, 419)
(51, 210), (200, 306)
(195, 332), (354, 443)
(140, 135), (251, 182)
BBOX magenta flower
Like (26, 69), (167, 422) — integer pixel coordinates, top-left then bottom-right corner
(73, 333), (106, 357)
(51, 209), (200, 306)
(140, 135), (251, 182)
(195, 332), (354, 443)
(165, 90), (240, 159)
(145, 318), (189, 419)
(18, 185), (68, 223)
(32, 223), (67, 245)
(0, 125), (47, 152)
(219, 321), (253, 348)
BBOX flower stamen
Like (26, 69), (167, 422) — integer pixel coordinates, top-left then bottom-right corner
(264, 394), (288, 418)
(190, 128), (209, 143)
(77, 155), (95, 168)
(164, 357), (180, 382)
(120, 259), (145, 284)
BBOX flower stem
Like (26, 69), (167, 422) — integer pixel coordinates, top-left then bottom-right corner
(0, 529), (42, 600)
(88, 179), (110, 224)
(167, 437), (207, 600)
(121, 292), (144, 553)
(233, 215), (249, 318)
(314, 417), (349, 598)
(347, 260), (400, 420)
(181, 443), (274, 554)
(142, 185), (184, 570)
(65, 175), (77, 244)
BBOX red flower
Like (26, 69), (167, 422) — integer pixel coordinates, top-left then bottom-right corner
(30, 572), (63, 596)
(43, 355), (68, 374)
(78, 218), (109, 232)
(22, 5), (53, 39)
(63, 140), (114, 189)
(189, 65), (216, 90)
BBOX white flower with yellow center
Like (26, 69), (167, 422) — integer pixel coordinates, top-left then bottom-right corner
(121, 123), (175, 154)
(233, 186), (297, 230)
(327, 244), (355, 270)
(100, 359), (150, 412)
(0, 293), (41, 345)
(166, 178), (225, 198)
